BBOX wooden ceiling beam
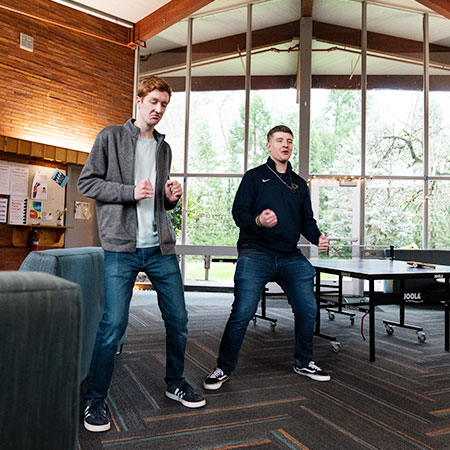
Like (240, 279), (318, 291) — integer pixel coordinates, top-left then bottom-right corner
(313, 21), (450, 65)
(415, 0), (450, 20)
(166, 75), (298, 91)
(134, 0), (215, 44)
(314, 74), (450, 90)
(301, 0), (314, 17)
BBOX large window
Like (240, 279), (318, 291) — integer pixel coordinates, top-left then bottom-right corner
(188, 7), (247, 174)
(186, 177), (240, 246)
(311, 0), (361, 176)
(311, 89), (361, 175)
(428, 180), (450, 248)
(429, 14), (450, 177)
(146, 20), (188, 174)
(140, 0), (450, 285)
(250, 0), (300, 170)
(365, 179), (423, 247)
(366, 6), (424, 177)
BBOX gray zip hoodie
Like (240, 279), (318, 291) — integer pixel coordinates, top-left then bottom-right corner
(78, 118), (178, 254)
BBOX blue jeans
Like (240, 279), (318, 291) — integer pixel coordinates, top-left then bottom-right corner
(85, 247), (187, 400)
(217, 253), (317, 373)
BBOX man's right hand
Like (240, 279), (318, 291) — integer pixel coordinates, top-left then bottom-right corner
(134, 178), (154, 200)
(258, 209), (278, 228)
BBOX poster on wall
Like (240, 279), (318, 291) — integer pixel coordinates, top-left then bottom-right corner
(51, 169), (69, 188)
(0, 195), (9, 223)
(9, 197), (28, 225)
(30, 201), (42, 220)
(0, 165), (11, 194)
(31, 171), (48, 199)
(10, 166), (29, 197)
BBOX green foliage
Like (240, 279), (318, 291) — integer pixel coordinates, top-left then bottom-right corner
(228, 94), (273, 170)
(428, 180), (450, 248)
(311, 90), (361, 174)
(174, 88), (449, 250)
(167, 202), (182, 233)
(186, 178), (240, 246)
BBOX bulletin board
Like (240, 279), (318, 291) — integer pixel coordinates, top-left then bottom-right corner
(0, 160), (66, 226)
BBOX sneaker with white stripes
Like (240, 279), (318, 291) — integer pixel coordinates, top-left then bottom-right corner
(84, 399), (111, 432)
(203, 367), (230, 390)
(165, 381), (206, 408)
(293, 361), (331, 382)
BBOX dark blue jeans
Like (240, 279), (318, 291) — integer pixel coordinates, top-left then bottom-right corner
(85, 247), (187, 401)
(217, 252), (317, 373)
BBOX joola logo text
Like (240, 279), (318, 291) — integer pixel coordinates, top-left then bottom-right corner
(404, 292), (421, 301)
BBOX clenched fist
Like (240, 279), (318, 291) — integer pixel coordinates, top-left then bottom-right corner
(318, 235), (329, 253)
(165, 180), (182, 202)
(134, 178), (154, 201)
(257, 209), (278, 228)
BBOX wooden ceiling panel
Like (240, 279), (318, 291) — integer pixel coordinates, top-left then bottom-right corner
(141, 21), (299, 75)
(141, 19), (450, 76)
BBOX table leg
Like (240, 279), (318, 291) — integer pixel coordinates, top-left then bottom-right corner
(399, 278), (405, 325)
(369, 279), (375, 362)
(446, 277), (449, 351)
(315, 270), (321, 334)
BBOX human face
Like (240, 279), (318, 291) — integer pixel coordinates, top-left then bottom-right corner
(136, 89), (170, 129)
(267, 131), (293, 169)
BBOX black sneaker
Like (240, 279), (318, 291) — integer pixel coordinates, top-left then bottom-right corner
(203, 367), (230, 390)
(84, 399), (111, 432)
(165, 382), (206, 408)
(293, 361), (331, 382)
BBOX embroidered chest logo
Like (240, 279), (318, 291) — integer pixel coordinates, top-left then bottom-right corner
(261, 179), (271, 183)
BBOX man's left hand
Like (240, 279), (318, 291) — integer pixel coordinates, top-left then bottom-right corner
(318, 235), (329, 253)
(165, 180), (182, 202)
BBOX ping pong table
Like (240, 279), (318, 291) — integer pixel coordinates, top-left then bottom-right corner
(311, 258), (450, 361)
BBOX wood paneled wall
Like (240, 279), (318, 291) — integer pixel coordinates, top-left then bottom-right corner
(0, 0), (135, 269)
(0, 0), (135, 153)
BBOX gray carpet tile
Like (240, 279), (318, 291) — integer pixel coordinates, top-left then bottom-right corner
(78, 293), (450, 450)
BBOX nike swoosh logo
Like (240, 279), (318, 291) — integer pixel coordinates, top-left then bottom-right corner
(262, 179), (270, 182)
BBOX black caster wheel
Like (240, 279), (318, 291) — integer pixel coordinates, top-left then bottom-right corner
(417, 331), (426, 343)
(330, 341), (341, 353)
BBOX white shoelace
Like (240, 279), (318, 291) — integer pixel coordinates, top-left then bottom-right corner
(211, 367), (224, 377)
(308, 361), (321, 371)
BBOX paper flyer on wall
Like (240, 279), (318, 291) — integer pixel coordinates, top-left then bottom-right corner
(0, 165), (11, 194)
(31, 171), (48, 199)
(10, 166), (29, 197)
(0, 195), (9, 223)
(30, 201), (42, 220)
(9, 197), (28, 225)
(74, 201), (92, 220)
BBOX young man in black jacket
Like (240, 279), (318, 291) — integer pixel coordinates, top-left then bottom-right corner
(204, 125), (331, 390)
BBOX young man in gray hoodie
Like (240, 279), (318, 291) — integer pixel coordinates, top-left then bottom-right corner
(78, 76), (205, 433)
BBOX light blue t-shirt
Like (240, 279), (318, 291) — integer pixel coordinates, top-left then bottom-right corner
(135, 136), (159, 248)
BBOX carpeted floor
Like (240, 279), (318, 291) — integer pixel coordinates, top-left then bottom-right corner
(78, 292), (450, 450)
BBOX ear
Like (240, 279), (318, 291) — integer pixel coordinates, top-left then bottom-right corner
(136, 96), (142, 107)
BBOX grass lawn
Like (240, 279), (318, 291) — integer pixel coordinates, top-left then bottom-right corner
(184, 259), (338, 282)
(185, 260), (235, 281)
